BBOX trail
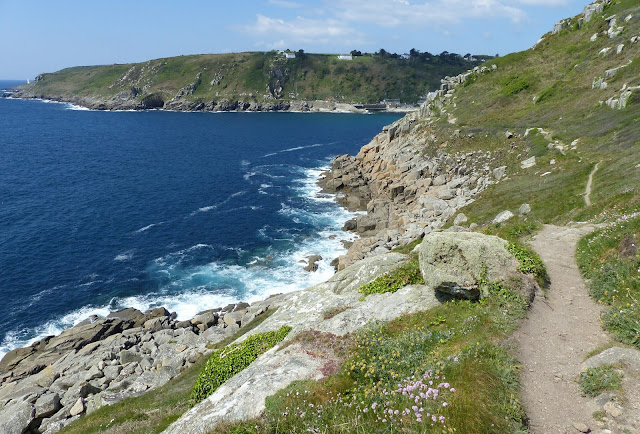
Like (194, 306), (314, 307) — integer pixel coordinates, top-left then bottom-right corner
(584, 162), (599, 206)
(515, 225), (608, 433)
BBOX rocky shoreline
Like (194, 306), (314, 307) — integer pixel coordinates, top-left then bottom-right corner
(0, 298), (290, 434)
(4, 91), (416, 114)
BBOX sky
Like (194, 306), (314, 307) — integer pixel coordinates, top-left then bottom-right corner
(0, 0), (588, 79)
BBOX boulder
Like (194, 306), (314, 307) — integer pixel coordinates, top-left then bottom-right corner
(521, 156), (536, 169)
(69, 397), (85, 416)
(453, 213), (468, 226)
(34, 392), (61, 418)
(493, 166), (507, 180)
(493, 210), (514, 224)
(518, 203), (531, 215)
(418, 231), (518, 299)
(107, 308), (147, 327)
(0, 400), (35, 434)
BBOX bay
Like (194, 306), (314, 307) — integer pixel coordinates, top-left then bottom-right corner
(0, 94), (402, 358)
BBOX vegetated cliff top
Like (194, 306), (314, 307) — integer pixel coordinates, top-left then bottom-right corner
(410, 0), (640, 227)
(17, 50), (491, 106)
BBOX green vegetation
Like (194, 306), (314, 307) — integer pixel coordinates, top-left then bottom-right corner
(190, 325), (292, 405)
(508, 242), (548, 285)
(579, 365), (623, 397)
(577, 217), (640, 347)
(358, 260), (425, 295)
(23, 51), (488, 105)
(222, 276), (530, 433)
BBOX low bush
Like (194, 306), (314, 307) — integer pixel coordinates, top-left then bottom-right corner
(190, 325), (292, 405)
(358, 260), (425, 295)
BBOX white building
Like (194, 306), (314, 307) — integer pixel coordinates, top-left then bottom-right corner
(337, 54), (353, 60)
(284, 52), (296, 59)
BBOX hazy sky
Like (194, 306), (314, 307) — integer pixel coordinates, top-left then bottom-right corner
(1, 0), (587, 79)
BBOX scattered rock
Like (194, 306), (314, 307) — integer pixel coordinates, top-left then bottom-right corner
(521, 156), (536, 169)
(493, 210), (514, 224)
(518, 204), (531, 216)
(69, 398), (85, 417)
(453, 213), (468, 226)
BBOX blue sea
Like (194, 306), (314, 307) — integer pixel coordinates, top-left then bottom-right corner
(0, 80), (402, 359)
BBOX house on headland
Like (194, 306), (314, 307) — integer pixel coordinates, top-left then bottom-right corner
(337, 54), (353, 60)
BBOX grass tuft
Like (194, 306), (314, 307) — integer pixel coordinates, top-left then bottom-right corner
(358, 260), (424, 296)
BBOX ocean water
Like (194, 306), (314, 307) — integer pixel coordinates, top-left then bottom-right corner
(0, 85), (402, 359)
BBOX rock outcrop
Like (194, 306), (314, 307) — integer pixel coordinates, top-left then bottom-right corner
(0, 302), (274, 433)
(320, 78), (501, 269)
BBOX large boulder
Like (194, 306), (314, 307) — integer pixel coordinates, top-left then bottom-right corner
(0, 400), (35, 434)
(418, 232), (518, 299)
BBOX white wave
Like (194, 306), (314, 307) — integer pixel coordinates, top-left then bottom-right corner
(114, 251), (134, 262)
(190, 191), (247, 215)
(262, 143), (325, 158)
(0, 304), (111, 360)
(135, 221), (165, 233)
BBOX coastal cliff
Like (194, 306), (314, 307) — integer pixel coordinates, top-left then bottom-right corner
(1, 0), (640, 432)
(7, 51), (489, 112)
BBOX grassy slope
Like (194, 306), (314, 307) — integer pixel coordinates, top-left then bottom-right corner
(438, 0), (640, 226)
(25, 52), (483, 105)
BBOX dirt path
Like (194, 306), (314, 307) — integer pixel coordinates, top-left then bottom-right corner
(584, 162), (599, 206)
(516, 224), (609, 433)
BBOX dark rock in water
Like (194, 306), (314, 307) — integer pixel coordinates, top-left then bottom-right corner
(234, 302), (250, 311)
(303, 255), (323, 272)
(342, 218), (357, 231)
(146, 307), (171, 318)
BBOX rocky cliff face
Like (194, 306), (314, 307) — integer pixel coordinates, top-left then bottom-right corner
(321, 66), (503, 269)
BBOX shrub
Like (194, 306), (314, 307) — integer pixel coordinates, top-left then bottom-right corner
(190, 325), (292, 405)
(358, 260), (425, 295)
(508, 241), (549, 284)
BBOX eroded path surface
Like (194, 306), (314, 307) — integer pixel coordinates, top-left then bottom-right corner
(516, 224), (608, 433)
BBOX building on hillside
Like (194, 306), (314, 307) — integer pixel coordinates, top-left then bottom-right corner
(284, 52), (296, 59)
(337, 54), (353, 60)
(383, 98), (401, 108)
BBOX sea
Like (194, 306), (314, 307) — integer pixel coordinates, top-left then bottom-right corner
(0, 79), (403, 359)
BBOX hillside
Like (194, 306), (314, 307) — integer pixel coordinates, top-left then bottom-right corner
(9, 51), (489, 111)
(1, 0), (639, 433)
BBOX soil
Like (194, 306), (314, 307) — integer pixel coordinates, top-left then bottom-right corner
(515, 224), (609, 433)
